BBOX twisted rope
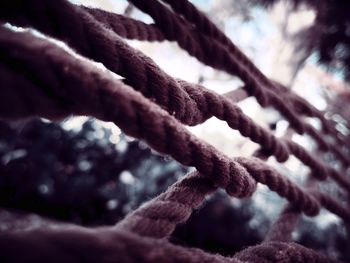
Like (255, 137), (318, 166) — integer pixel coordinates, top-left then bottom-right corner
(234, 241), (342, 263)
(0, 222), (342, 263)
(0, 0), (288, 163)
(79, 5), (349, 149)
(83, 6), (166, 42)
(0, 25), (256, 199)
(115, 166), (323, 239)
(2, 25), (350, 225)
(87, 3), (350, 191)
(126, 0), (350, 166)
(0, 225), (241, 263)
(159, 0), (348, 141)
(112, 143), (348, 242)
(2, 0), (350, 195)
(0, 1), (349, 262)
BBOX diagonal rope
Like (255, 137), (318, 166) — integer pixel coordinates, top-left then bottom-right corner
(2, 0), (350, 195)
(0, 1), (349, 262)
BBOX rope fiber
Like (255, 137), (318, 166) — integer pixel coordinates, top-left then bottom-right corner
(0, 0), (349, 262)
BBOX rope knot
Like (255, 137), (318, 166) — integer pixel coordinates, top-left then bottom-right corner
(225, 161), (257, 198)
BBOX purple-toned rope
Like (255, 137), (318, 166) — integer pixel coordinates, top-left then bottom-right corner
(2, 0), (350, 194)
(0, 2), (349, 262)
(159, 0), (348, 142)
(4, 25), (349, 225)
(0, 223), (342, 263)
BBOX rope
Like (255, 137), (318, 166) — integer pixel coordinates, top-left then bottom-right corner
(2, 25), (349, 223)
(0, 1), (349, 262)
(234, 241), (342, 263)
(0, 224), (342, 263)
(78, 5), (350, 148)
(126, 0), (350, 166)
(83, 6), (166, 42)
(159, 0), (348, 142)
(115, 167), (322, 239)
(86, 3), (350, 167)
(0, 225), (241, 263)
(0, 25), (256, 198)
(2, 0), (350, 195)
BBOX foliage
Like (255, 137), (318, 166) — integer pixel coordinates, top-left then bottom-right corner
(251, 0), (350, 80)
(0, 118), (186, 225)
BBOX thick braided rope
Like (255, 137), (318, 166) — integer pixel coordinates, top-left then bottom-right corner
(160, 0), (234, 46)
(159, 0), (347, 140)
(265, 182), (350, 244)
(1, 2), (349, 262)
(125, 0), (350, 167)
(0, 223), (343, 263)
(112, 133), (347, 245)
(2, 0), (350, 216)
(0, 225), (241, 263)
(2, 1), (347, 198)
(84, 4), (350, 190)
(126, 0), (301, 130)
(0, 1), (284, 153)
(1, 0), (349, 194)
(78, 5), (350, 148)
(80, 2), (350, 161)
(129, 0), (349, 166)
(82, 5), (346, 145)
(234, 241), (342, 263)
(115, 167), (324, 239)
(1, 41), (344, 262)
(115, 171), (218, 238)
(114, 129), (347, 241)
(115, 162), (350, 240)
(0, 26), (325, 217)
(82, 6), (166, 42)
(0, 0), (290, 163)
(314, 191), (350, 222)
(3, 26), (350, 225)
(0, 25), (257, 199)
(85, 4), (350, 166)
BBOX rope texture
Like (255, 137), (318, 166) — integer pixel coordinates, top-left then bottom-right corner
(0, 0), (349, 262)
(1, 0), (350, 195)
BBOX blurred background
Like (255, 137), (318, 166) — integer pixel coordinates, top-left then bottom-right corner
(1, 0), (350, 260)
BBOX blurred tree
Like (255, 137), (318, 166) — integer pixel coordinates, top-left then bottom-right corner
(251, 0), (350, 81)
(0, 118), (187, 225)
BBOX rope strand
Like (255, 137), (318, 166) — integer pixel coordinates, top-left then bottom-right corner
(2, 0), (350, 194)
(0, 1), (349, 262)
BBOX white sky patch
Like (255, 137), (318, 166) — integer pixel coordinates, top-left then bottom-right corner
(119, 171), (136, 185)
(292, 133), (313, 150)
(61, 116), (89, 131)
(307, 211), (341, 230)
(275, 120), (289, 137)
(106, 199), (119, 210)
(288, 8), (315, 34)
